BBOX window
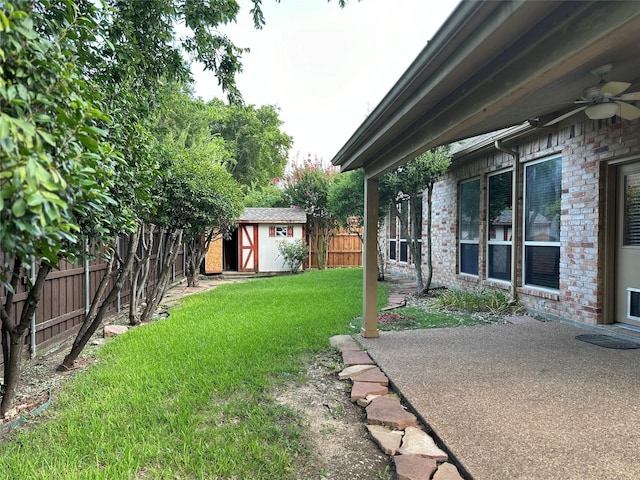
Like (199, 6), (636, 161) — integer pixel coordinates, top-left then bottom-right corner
(624, 172), (640, 246)
(523, 157), (561, 290)
(487, 170), (513, 282)
(459, 178), (480, 275)
(269, 225), (293, 237)
(389, 205), (397, 261)
(399, 200), (409, 263)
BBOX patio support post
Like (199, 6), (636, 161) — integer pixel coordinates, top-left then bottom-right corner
(362, 173), (379, 338)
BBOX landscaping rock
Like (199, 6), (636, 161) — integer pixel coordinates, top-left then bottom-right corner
(342, 350), (374, 366)
(104, 325), (128, 337)
(397, 426), (448, 461)
(357, 394), (381, 407)
(394, 454), (437, 480)
(433, 462), (464, 480)
(366, 425), (404, 455)
(338, 341), (361, 352)
(329, 335), (353, 347)
(351, 381), (388, 402)
(366, 395), (418, 430)
(338, 364), (376, 380)
(353, 366), (388, 385)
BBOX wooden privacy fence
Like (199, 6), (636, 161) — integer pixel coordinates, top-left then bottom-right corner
(0, 231), (185, 360)
(308, 227), (362, 268)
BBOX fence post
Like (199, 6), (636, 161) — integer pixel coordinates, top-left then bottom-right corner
(116, 238), (121, 312)
(30, 257), (37, 358)
(84, 238), (90, 315)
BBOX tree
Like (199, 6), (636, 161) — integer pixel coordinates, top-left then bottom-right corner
(208, 99), (292, 188)
(384, 147), (451, 293)
(282, 156), (338, 269)
(328, 169), (393, 279)
(0, 1), (121, 412)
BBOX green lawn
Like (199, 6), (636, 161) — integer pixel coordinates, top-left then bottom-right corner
(0, 269), (377, 480)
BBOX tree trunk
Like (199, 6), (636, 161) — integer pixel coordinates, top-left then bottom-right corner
(0, 260), (51, 416)
(129, 224), (155, 326)
(139, 229), (183, 324)
(185, 239), (200, 287)
(60, 231), (140, 370)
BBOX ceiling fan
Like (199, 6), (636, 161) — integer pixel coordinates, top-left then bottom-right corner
(544, 64), (640, 126)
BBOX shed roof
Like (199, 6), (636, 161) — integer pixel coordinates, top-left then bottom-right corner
(238, 207), (307, 224)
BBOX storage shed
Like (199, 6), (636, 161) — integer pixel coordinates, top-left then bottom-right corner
(204, 208), (307, 274)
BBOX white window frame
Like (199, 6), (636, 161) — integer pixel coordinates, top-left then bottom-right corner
(522, 156), (562, 292)
(275, 226), (288, 237)
(486, 169), (513, 284)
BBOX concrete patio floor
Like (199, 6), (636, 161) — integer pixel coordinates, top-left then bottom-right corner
(358, 321), (640, 480)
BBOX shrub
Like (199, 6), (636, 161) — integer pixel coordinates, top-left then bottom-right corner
(277, 239), (308, 273)
(431, 288), (518, 315)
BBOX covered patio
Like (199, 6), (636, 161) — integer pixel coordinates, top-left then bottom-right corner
(331, 0), (640, 336)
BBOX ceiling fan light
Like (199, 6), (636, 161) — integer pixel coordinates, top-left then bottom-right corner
(585, 102), (618, 119)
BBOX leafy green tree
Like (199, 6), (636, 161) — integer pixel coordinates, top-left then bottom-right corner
(244, 183), (287, 207)
(328, 169), (393, 279)
(208, 99), (292, 187)
(153, 88), (243, 289)
(0, 1), (121, 413)
(282, 156), (337, 269)
(384, 146), (451, 293)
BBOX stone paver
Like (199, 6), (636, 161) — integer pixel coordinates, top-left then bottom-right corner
(351, 381), (388, 402)
(337, 364), (376, 380)
(397, 426), (448, 461)
(366, 425), (404, 455)
(329, 334), (353, 347)
(433, 462), (464, 480)
(366, 395), (418, 430)
(352, 366), (388, 385)
(338, 341), (361, 352)
(394, 454), (437, 480)
(104, 324), (128, 337)
(342, 350), (374, 366)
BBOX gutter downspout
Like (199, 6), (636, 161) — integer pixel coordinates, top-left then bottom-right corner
(494, 140), (519, 301)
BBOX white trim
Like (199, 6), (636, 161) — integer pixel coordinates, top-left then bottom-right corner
(628, 288), (640, 321)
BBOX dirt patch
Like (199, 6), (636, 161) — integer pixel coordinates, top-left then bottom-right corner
(275, 350), (391, 480)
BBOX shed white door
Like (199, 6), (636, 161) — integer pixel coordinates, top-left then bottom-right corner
(616, 162), (640, 326)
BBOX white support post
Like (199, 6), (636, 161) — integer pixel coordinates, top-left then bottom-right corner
(362, 174), (380, 338)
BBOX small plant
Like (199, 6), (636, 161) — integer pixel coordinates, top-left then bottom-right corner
(277, 239), (309, 273)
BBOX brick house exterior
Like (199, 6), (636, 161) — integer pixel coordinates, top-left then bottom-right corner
(384, 118), (640, 327)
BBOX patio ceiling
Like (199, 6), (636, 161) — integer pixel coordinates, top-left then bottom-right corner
(331, 0), (640, 178)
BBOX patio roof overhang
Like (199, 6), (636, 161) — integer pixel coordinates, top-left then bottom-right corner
(332, 0), (640, 339)
(331, 0), (640, 178)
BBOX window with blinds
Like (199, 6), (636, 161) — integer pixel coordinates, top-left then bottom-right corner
(523, 157), (562, 290)
(389, 205), (397, 261)
(624, 173), (640, 246)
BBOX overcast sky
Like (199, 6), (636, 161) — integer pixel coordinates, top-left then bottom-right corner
(191, 0), (459, 166)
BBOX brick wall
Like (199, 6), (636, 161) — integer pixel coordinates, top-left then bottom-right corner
(382, 118), (640, 325)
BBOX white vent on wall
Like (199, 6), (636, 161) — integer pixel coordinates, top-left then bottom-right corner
(628, 288), (640, 321)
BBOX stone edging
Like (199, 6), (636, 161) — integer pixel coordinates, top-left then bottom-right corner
(330, 334), (465, 480)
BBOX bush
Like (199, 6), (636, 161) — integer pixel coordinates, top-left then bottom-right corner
(277, 239), (308, 273)
(431, 288), (518, 315)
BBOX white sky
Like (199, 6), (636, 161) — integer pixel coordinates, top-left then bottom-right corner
(191, 0), (459, 166)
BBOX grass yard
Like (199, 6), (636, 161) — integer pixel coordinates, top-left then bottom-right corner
(0, 269), (383, 479)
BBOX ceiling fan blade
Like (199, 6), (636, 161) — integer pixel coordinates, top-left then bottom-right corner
(543, 106), (587, 126)
(618, 91), (640, 101)
(617, 101), (640, 121)
(601, 81), (631, 97)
